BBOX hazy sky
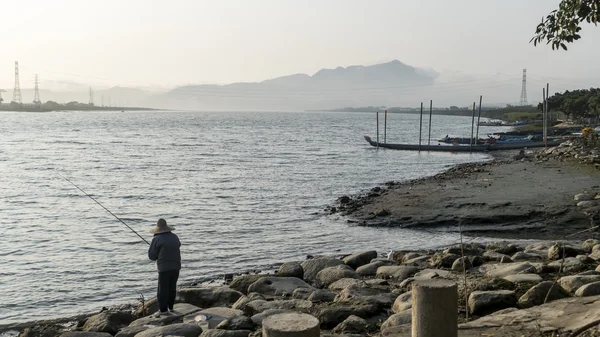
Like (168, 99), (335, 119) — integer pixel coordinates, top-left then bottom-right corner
(0, 0), (599, 91)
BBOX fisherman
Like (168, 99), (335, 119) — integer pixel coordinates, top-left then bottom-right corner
(148, 218), (181, 317)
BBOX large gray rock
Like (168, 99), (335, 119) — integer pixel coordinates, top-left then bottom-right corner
(251, 309), (294, 326)
(133, 323), (202, 337)
(503, 274), (542, 284)
(429, 252), (459, 268)
(60, 333), (112, 337)
(414, 268), (451, 279)
(228, 275), (265, 295)
(483, 251), (513, 263)
(199, 330), (252, 337)
(316, 301), (382, 329)
(332, 315), (369, 335)
(451, 256), (471, 271)
(115, 326), (148, 337)
(215, 315), (255, 330)
(301, 257), (344, 282)
(575, 281), (600, 297)
(291, 288), (314, 300)
(486, 242), (519, 255)
(548, 244), (583, 260)
(82, 311), (135, 335)
(245, 299), (312, 315)
(129, 312), (183, 327)
(547, 257), (586, 273)
(277, 262), (304, 279)
(307, 289), (337, 303)
(247, 277), (313, 298)
(511, 251), (543, 261)
(343, 251), (378, 269)
(392, 291), (412, 313)
(468, 290), (517, 316)
(328, 278), (366, 291)
(518, 281), (570, 308)
(376, 265), (418, 280)
(481, 262), (536, 278)
(356, 261), (387, 276)
(380, 309), (412, 331)
(334, 284), (397, 307)
(558, 275), (600, 294)
(582, 239), (600, 253)
(316, 265), (360, 287)
(177, 287), (243, 308)
(135, 297), (158, 317)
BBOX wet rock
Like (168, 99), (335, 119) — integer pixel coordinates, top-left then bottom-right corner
(376, 266), (418, 280)
(229, 275), (265, 295)
(558, 275), (600, 294)
(503, 274), (542, 284)
(134, 323), (202, 337)
(511, 251), (543, 261)
(215, 315), (255, 330)
(277, 262), (304, 279)
(451, 256), (472, 271)
(381, 309), (412, 331)
(328, 278), (366, 291)
(334, 284), (397, 307)
(308, 289), (337, 303)
(392, 291), (412, 313)
(582, 239), (600, 253)
(575, 279), (600, 297)
(316, 265), (360, 287)
(81, 311), (135, 335)
(548, 244), (583, 260)
(430, 252), (459, 268)
(547, 257), (586, 273)
(177, 286), (243, 308)
(343, 251), (378, 270)
(468, 290), (517, 316)
(301, 257), (344, 282)
(332, 315), (369, 335)
(518, 281), (570, 308)
(486, 242), (519, 255)
(481, 262), (536, 278)
(248, 277), (314, 298)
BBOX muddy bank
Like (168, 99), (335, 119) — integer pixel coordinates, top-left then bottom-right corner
(330, 151), (600, 240)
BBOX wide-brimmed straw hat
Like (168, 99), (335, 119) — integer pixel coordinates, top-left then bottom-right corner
(150, 218), (175, 234)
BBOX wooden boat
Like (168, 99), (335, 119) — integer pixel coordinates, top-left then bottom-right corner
(364, 136), (566, 152)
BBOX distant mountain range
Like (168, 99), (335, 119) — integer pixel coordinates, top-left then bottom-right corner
(1, 60), (528, 110)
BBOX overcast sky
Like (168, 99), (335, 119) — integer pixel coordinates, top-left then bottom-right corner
(0, 0), (598, 91)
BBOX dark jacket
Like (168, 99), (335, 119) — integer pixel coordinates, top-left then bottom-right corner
(148, 232), (181, 272)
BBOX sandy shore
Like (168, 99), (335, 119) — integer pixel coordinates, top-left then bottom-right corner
(334, 151), (600, 240)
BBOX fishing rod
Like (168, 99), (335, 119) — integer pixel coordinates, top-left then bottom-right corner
(58, 173), (150, 245)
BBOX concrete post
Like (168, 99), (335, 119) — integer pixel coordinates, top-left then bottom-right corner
(262, 312), (320, 337)
(412, 279), (458, 337)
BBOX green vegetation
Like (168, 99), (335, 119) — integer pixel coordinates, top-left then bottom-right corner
(503, 112), (542, 122)
(532, 0), (600, 50)
(540, 88), (600, 122)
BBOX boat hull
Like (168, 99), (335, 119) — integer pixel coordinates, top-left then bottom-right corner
(364, 136), (566, 152)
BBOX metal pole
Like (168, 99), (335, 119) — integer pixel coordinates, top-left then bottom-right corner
(470, 102), (476, 153)
(546, 83), (550, 145)
(543, 88), (546, 145)
(419, 102), (423, 152)
(475, 95), (482, 141)
(376, 111), (379, 149)
(428, 100), (433, 146)
(384, 110), (387, 144)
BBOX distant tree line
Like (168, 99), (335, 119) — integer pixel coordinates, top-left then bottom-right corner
(540, 88), (600, 121)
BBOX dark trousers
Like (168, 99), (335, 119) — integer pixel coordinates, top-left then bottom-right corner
(157, 270), (179, 312)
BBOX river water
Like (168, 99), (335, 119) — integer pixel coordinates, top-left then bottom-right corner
(0, 110), (509, 325)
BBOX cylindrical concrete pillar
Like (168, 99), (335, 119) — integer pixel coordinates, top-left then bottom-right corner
(262, 312), (320, 337)
(412, 279), (458, 337)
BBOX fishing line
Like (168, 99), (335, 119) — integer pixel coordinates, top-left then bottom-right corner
(57, 172), (150, 245)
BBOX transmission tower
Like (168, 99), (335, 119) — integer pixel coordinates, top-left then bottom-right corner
(12, 61), (22, 104)
(88, 87), (94, 106)
(519, 69), (528, 106)
(33, 74), (41, 105)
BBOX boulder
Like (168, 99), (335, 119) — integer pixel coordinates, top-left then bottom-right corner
(334, 284), (397, 307)
(251, 309), (295, 326)
(177, 287), (243, 308)
(444, 243), (484, 256)
(430, 252), (459, 268)
(575, 281), (600, 297)
(451, 256), (472, 271)
(392, 291), (412, 313)
(485, 241), (519, 255)
(343, 251), (378, 269)
(403, 255), (430, 265)
(558, 275), (600, 294)
(82, 311), (135, 335)
(380, 309), (412, 331)
(575, 193), (595, 201)
(376, 266), (418, 280)
(231, 296), (251, 311)
(215, 315), (255, 330)
(518, 281), (570, 308)
(577, 254), (596, 264)
(229, 275), (265, 295)
(511, 251), (543, 261)
(503, 274), (542, 284)
(245, 299), (312, 316)
(547, 257), (586, 273)
(582, 239), (600, 253)
(301, 257), (344, 282)
(135, 297), (158, 317)
(308, 289), (337, 303)
(468, 290), (517, 316)
(526, 242), (553, 251)
(470, 255), (485, 267)
(199, 307), (244, 320)
(402, 252), (423, 262)
(481, 262), (536, 278)
(414, 268), (451, 279)
(291, 288), (314, 300)
(356, 261), (387, 276)
(277, 262), (304, 279)
(548, 244), (583, 260)
(332, 315), (369, 335)
(247, 277), (314, 298)
(316, 300), (382, 329)
(316, 265), (360, 287)
(60, 334), (112, 337)
(133, 323), (202, 337)
(474, 278), (515, 292)
(483, 251), (512, 262)
(199, 330), (252, 337)
(578, 201), (597, 208)
(129, 312), (183, 327)
(114, 326), (148, 337)
(328, 278), (366, 291)
(262, 313), (319, 337)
